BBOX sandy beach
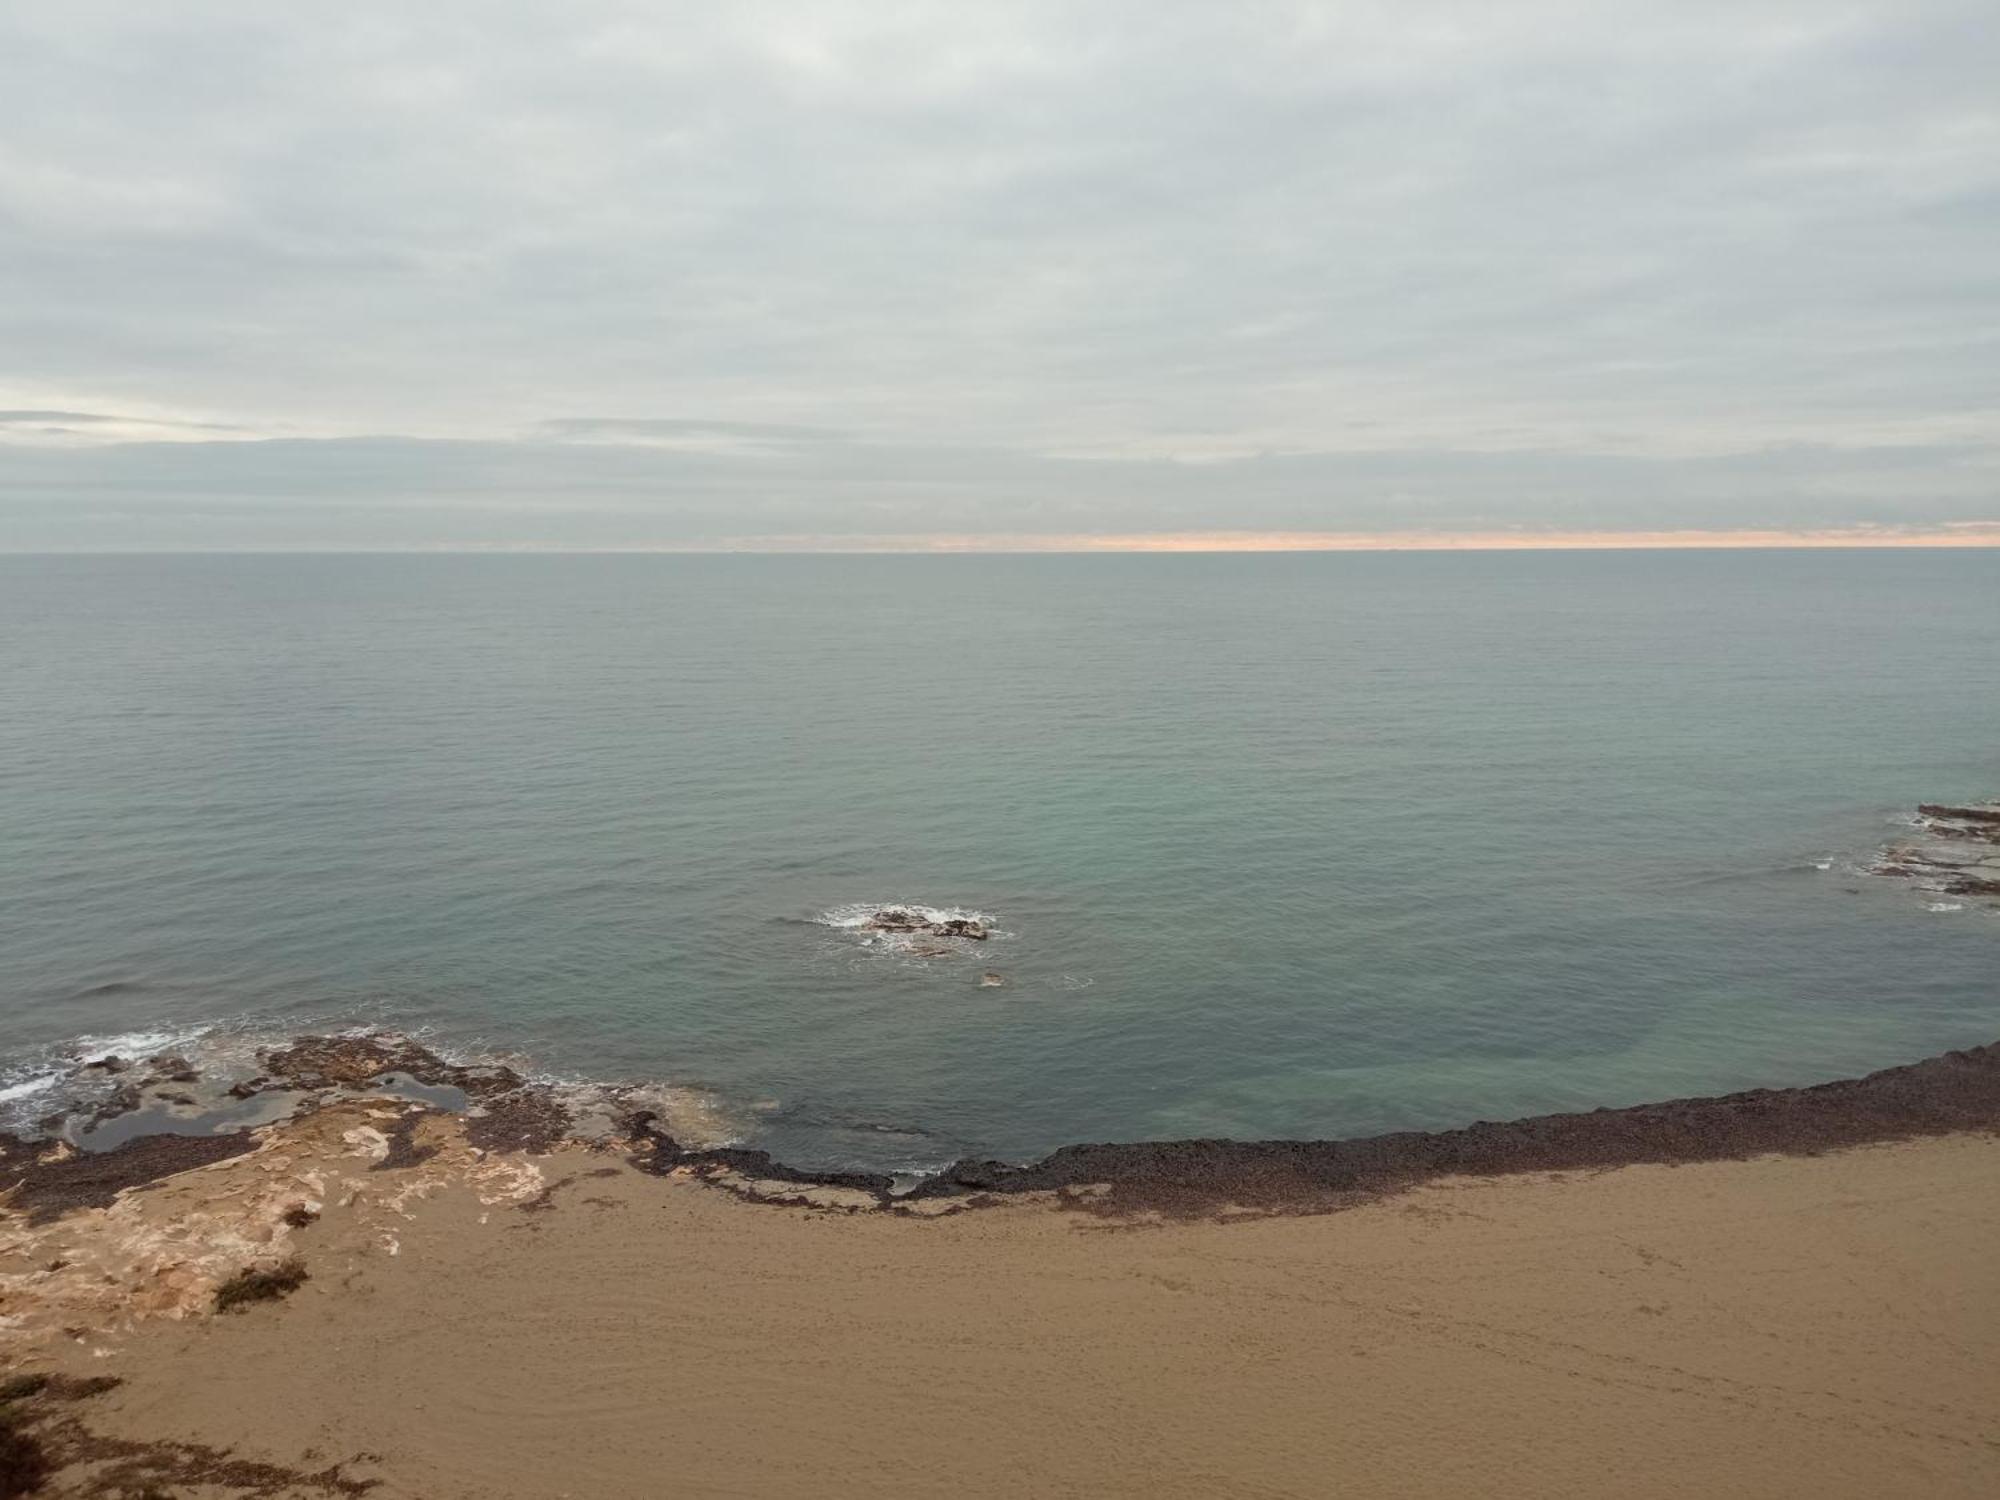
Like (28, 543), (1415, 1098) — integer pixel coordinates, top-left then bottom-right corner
(3, 1044), (1997, 1498)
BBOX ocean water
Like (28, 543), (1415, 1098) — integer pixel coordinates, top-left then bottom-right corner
(1, 550), (1996, 1173)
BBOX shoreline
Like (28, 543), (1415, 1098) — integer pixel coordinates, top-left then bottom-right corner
(6, 1033), (2000, 1224)
(2, 1039), (1996, 1496)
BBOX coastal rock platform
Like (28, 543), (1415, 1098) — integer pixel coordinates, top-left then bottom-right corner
(1872, 801), (2000, 905)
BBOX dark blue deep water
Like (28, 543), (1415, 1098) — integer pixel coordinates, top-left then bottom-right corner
(2, 551), (1995, 1171)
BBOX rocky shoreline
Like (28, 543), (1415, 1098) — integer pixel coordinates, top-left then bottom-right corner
(3, 1027), (1999, 1496)
(5, 1031), (1999, 1226)
(1871, 801), (2000, 904)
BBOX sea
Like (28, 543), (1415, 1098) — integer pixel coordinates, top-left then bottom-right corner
(2, 550), (1996, 1174)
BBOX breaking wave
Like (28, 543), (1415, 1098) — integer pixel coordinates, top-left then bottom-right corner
(0, 1026), (214, 1118)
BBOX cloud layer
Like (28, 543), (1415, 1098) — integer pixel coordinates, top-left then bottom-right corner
(2, 2), (1995, 548)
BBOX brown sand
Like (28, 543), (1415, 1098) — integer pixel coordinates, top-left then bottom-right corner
(13, 1123), (1997, 1498)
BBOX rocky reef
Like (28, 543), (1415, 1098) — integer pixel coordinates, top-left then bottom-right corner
(1873, 802), (2000, 905)
(859, 908), (990, 941)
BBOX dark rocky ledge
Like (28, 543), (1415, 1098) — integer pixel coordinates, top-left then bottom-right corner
(623, 1121), (897, 1199)
(260, 1035), (520, 1101)
(1918, 803), (2000, 827)
(902, 1041), (2000, 1217)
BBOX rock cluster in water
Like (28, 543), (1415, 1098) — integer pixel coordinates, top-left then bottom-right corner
(860, 909), (989, 941)
(1874, 803), (2000, 903)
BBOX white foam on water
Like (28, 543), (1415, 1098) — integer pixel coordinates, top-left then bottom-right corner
(0, 1024), (214, 1116)
(888, 1164), (956, 1196)
(0, 1070), (65, 1106)
(70, 1026), (207, 1061)
(1926, 901), (1966, 913)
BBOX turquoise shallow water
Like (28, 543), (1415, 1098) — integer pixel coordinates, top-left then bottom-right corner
(1, 551), (1996, 1172)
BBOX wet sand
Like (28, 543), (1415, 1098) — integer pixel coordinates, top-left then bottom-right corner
(4, 1108), (1996, 1496)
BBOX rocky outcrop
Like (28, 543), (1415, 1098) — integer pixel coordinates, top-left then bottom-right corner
(860, 909), (989, 941)
(1917, 803), (2000, 827)
(261, 1035), (521, 1098)
(1872, 801), (2000, 905)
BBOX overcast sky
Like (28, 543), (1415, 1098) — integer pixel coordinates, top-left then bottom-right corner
(2, 1), (1995, 549)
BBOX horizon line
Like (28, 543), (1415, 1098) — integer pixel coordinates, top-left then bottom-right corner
(7, 526), (2000, 556)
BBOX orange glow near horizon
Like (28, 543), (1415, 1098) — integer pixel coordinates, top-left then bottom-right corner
(704, 525), (2000, 554)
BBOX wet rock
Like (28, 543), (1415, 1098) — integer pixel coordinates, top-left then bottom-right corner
(463, 1085), (574, 1156)
(262, 1035), (523, 1099)
(258, 1035), (570, 1153)
(227, 1076), (271, 1100)
(860, 910), (989, 941)
(1868, 802), (2000, 909)
(80, 1056), (127, 1075)
(1918, 803), (2000, 828)
(85, 1084), (144, 1129)
(623, 1115), (895, 1202)
(980, 972), (1005, 988)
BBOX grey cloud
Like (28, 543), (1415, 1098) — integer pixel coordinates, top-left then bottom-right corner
(0, 2), (1996, 546)
(539, 417), (852, 450)
(0, 410), (243, 432)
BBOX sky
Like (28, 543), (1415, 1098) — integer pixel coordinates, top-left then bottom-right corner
(1, 1), (1996, 551)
